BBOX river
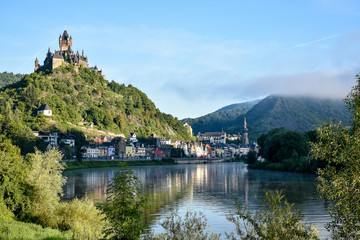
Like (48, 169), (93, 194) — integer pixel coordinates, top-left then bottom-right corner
(62, 162), (331, 238)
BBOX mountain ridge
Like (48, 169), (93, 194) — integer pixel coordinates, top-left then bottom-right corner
(183, 95), (351, 139)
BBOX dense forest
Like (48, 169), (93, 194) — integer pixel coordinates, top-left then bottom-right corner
(0, 72), (23, 88)
(0, 64), (193, 147)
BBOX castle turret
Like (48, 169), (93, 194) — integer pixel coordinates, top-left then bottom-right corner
(34, 58), (39, 71)
(59, 30), (72, 51)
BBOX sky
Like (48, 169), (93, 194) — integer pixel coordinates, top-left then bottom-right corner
(1, 0), (360, 119)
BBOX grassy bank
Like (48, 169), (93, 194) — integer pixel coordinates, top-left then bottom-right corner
(0, 220), (72, 240)
(64, 158), (177, 170)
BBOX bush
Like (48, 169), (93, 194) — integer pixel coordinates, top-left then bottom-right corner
(55, 199), (105, 240)
(144, 211), (221, 240)
(226, 190), (320, 239)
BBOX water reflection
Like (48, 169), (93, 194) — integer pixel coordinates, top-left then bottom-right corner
(62, 162), (330, 238)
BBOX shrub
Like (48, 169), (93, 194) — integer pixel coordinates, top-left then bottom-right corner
(144, 211), (221, 240)
(55, 198), (105, 240)
(226, 190), (320, 239)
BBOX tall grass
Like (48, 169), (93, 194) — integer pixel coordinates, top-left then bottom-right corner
(0, 220), (72, 240)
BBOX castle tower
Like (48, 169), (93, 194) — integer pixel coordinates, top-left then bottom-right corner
(242, 116), (249, 146)
(59, 30), (72, 51)
(34, 58), (39, 71)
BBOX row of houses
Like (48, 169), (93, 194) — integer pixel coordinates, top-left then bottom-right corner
(33, 130), (254, 160)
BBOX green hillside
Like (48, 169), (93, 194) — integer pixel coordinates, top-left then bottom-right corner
(0, 72), (23, 88)
(182, 100), (260, 134)
(184, 95), (351, 139)
(0, 64), (192, 142)
(244, 95), (351, 138)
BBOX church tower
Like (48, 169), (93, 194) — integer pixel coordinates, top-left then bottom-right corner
(59, 30), (72, 51)
(242, 116), (249, 146)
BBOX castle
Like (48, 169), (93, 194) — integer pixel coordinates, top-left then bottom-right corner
(35, 30), (102, 75)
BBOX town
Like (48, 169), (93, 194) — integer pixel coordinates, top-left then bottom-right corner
(35, 105), (255, 161)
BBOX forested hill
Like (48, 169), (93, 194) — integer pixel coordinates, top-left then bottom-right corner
(0, 64), (192, 141)
(181, 100), (260, 134)
(183, 95), (351, 139)
(0, 72), (23, 88)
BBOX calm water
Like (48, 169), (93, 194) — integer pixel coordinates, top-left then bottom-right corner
(62, 162), (330, 238)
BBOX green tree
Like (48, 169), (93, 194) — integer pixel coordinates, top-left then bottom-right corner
(310, 74), (360, 239)
(0, 138), (31, 221)
(26, 148), (66, 226)
(226, 191), (320, 240)
(245, 151), (257, 164)
(101, 166), (146, 239)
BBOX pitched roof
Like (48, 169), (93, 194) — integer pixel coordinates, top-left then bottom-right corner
(38, 103), (51, 111)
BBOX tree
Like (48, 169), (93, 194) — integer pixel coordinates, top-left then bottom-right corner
(101, 166), (146, 239)
(245, 151), (257, 164)
(0, 138), (31, 221)
(226, 191), (320, 240)
(310, 74), (360, 239)
(26, 148), (66, 226)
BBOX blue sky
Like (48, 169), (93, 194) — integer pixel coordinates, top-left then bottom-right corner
(1, 0), (360, 119)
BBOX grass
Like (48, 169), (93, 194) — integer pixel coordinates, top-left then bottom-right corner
(0, 220), (72, 240)
(64, 158), (177, 171)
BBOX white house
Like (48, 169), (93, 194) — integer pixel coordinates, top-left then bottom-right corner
(33, 131), (58, 147)
(37, 103), (52, 116)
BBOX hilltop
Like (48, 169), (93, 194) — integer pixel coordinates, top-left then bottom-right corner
(0, 64), (192, 141)
(183, 95), (351, 139)
(182, 100), (260, 134)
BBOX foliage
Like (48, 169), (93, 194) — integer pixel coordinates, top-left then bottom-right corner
(252, 128), (322, 173)
(0, 65), (193, 141)
(0, 138), (31, 221)
(144, 211), (221, 240)
(0, 71), (23, 88)
(101, 166), (146, 239)
(0, 101), (46, 155)
(26, 148), (66, 226)
(257, 128), (308, 163)
(226, 191), (320, 240)
(0, 144), (106, 239)
(0, 220), (72, 240)
(310, 74), (360, 239)
(54, 198), (105, 240)
(245, 150), (257, 164)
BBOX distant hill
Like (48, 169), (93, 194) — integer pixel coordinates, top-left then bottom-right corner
(0, 64), (193, 141)
(181, 100), (260, 134)
(0, 72), (23, 88)
(183, 95), (351, 140)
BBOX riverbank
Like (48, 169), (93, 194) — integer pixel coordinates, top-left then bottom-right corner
(64, 158), (177, 171)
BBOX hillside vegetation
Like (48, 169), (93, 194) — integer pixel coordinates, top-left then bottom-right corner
(183, 95), (351, 139)
(0, 64), (192, 142)
(182, 100), (260, 134)
(244, 95), (351, 138)
(0, 72), (23, 88)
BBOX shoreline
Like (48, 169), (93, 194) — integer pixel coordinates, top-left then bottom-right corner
(64, 157), (238, 171)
